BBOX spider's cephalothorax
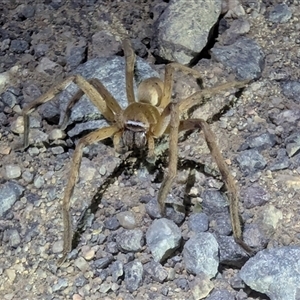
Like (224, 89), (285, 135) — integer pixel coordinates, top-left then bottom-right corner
(21, 38), (253, 265)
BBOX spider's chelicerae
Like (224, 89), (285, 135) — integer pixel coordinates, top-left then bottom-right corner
(22, 39), (252, 264)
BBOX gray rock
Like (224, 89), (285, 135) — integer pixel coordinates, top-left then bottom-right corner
(156, 0), (221, 64)
(236, 149), (267, 175)
(269, 148), (290, 171)
(66, 42), (87, 69)
(146, 218), (182, 262)
(0, 181), (24, 216)
(144, 260), (168, 283)
(104, 216), (120, 230)
(240, 246), (300, 300)
(10, 39), (29, 53)
(20, 5), (36, 19)
(175, 277), (189, 291)
(116, 229), (144, 252)
(4, 228), (21, 248)
(34, 43), (49, 58)
(241, 184), (269, 209)
(124, 260), (143, 292)
(201, 189), (229, 214)
(5, 164), (21, 179)
(210, 212), (232, 236)
(93, 256), (114, 269)
(106, 241), (118, 254)
(188, 213), (209, 233)
(247, 132), (276, 150)
(67, 119), (109, 137)
(52, 278), (68, 292)
(206, 289), (235, 300)
(211, 37), (265, 80)
(243, 223), (269, 249)
(282, 81), (300, 102)
(116, 211), (136, 229)
(145, 198), (162, 219)
(285, 132), (300, 157)
(268, 3), (292, 24)
(165, 205), (186, 225)
(1, 90), (17, 107)
(183, 232), (219, 277)
(110, 260), (124, 282)
(217, 235), (249, 267)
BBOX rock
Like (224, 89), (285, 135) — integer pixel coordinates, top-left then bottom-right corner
(144, 260), (168, 283)
(243, 223), (269, 249)
(156, 0), (221, 64)
(74, 257), (89, 272)
(20, 5), (36, 19)
(211, 37), (265, 80)
(189, 273), (214, 300)
(36, 57), (63, 75)
(175, 277), (189, 291)
(241, 184), (269, 209)
(146, 218), (181, 262)
(104, 216), (120, 230)
(188, 213), (209, 233)
(183, 232), (219, 277)
(206, 289), (235, 300)
(67, 119), (109, 137)
(282, 81), (300, 102)
(0, 181), (24, 216)
(201, 189), (229, 214)
(217, 235), (249, 267)
(93, 256), (114, 269)
(240, 246), (300, 300)
(1, 90), (17, 108)
(116, 229), (144, 252)
(116, 211), (136, 229)
(145, 198), (162, 219)
(110, 260), (124, 282)
(124, 260), (143, 292)
(4, 228), (21, 248)
(269, 148), (290, 171)
(10, 39), (29, 54)
(52, 278), (68, 292)
(49, 128), (66, 141)
(267, 3), (292, 24)
(236, 149), (267, 175)
(66, 39), (87, 69)
(210, 212), (232, 236)
(247, 132), (276, 150)
(5, 164), (21, 179)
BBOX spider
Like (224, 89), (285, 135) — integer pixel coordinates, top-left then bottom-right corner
(22, 39), (252, 264)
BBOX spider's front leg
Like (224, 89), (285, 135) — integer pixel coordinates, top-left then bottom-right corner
(58, 126), (119, 265)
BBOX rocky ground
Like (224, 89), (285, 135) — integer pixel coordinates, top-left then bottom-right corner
(1, 0), (300, 299)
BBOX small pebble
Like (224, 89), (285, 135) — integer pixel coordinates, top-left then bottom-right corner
(5, 165), (21, 179)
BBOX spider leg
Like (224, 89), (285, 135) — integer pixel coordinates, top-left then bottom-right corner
(58, 125), (119, 266)
(60, 78), (122, 130)
(123, 39), (136, 104)
(159, 62), (204, 110)
(22, 75), (116, 148)
(178, 79), (251, 113)
(157, 103), (180, 215)
(178, 118), (254, 254)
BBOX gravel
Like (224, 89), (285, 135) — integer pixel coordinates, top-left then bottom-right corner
(1, 0), (300, 299)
